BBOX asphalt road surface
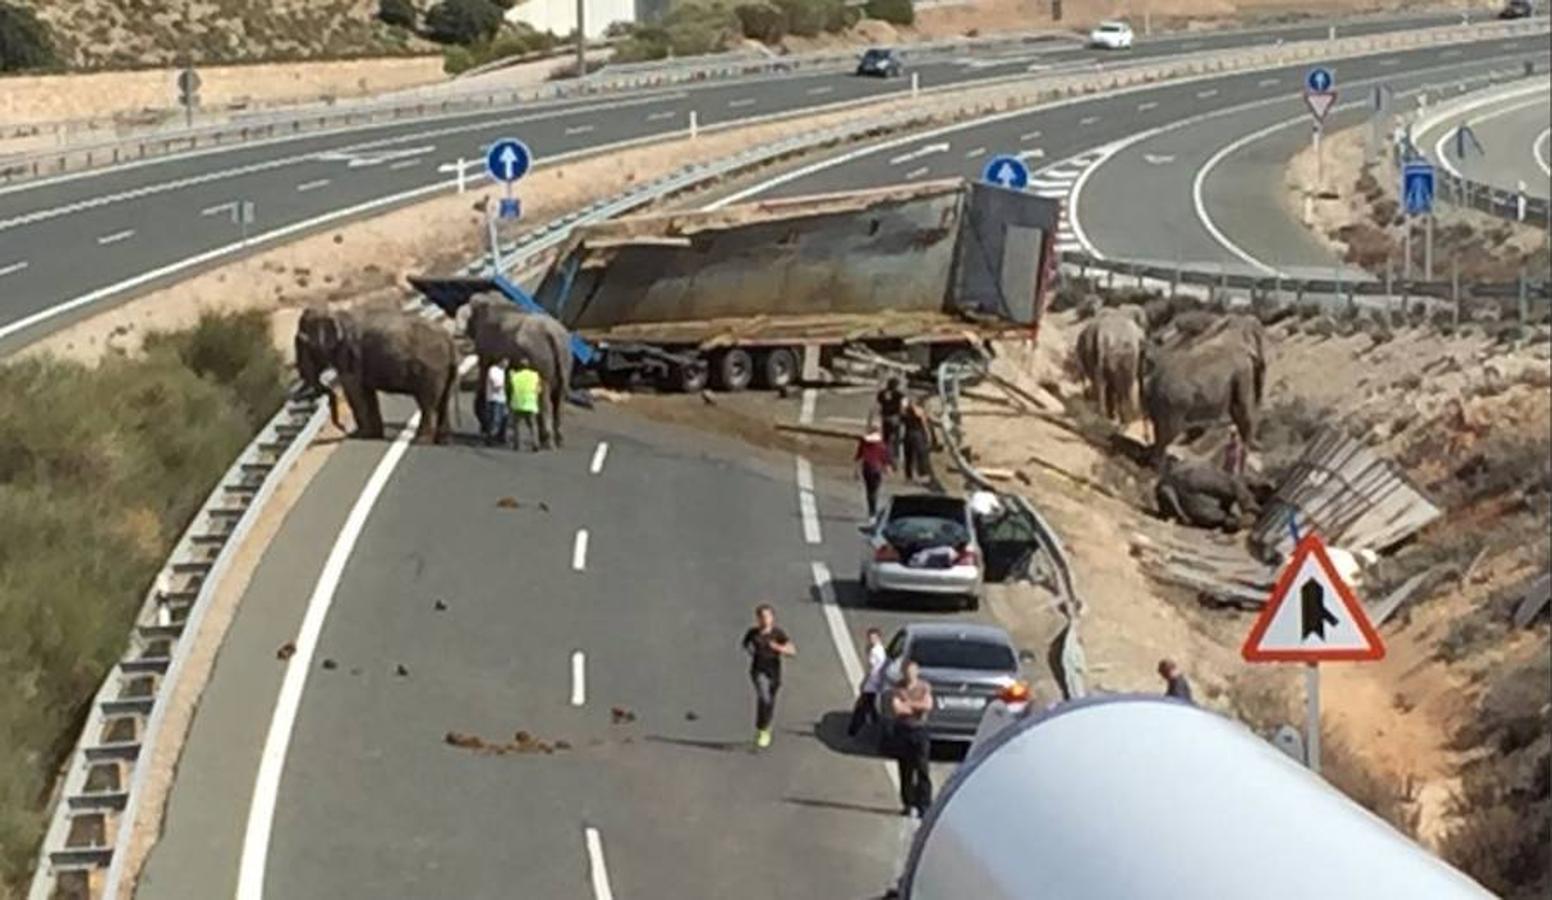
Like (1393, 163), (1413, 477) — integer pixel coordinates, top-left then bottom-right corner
(0, 12), (1470, 350)
(1419, 80), (1552, 200)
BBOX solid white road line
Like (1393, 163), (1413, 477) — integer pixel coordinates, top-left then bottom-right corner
(200, 201), (238, 216)
(590, 441), (609, 474)
(571, 651), (587, 707)
(572, 529), (589, 571)
(296, 179), (331, 192)
(811, 562), (899, 789)
(0, 261), (28, 278)
(1193, 115), (1303, 275)
(96, 229), (134, 245)
(904, 166), (930, 179)
(1137, 101), (1159, 111)
(585, 827), (615, 900)
(796, 456), (822, 545)
(1533, 128), (1551, 177)
(729, 97), (756, 108)
(237, 415), (421, 900)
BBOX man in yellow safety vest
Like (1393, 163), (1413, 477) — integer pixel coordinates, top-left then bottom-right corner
(507, 354), (543, 452)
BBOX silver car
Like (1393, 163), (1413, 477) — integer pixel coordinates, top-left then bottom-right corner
(859, 493), (984, 610)
(875, 622), (1031, 745)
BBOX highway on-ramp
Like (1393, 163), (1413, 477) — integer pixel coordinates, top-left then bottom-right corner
(1418, 80), (1552, 200)
(0, 13), (1473, 351)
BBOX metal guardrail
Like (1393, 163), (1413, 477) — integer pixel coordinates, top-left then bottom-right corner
(1408, 77), (1552, 227)
(936, 359), (1089, 701)
(29, 17), (1551, 897)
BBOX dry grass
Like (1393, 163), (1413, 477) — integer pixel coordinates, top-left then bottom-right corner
(0, 310), (284, 895)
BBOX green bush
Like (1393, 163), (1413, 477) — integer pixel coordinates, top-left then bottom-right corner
(864, 0), (914, 26)
(425, 0), (506, 45)
(735, 3), (786, 42)
(612, 3), (734, 62)
(443, 44), (477, 73)
(775, 0), (851, 36)
(377, 0), (418, 29)
(0, 1), (57, 72)
(0, 311), (285, 895)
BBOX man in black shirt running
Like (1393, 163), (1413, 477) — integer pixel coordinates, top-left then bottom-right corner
(741, 604), (797, 749)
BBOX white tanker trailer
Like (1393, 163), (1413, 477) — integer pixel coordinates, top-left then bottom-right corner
(895, 696), (1491, 900)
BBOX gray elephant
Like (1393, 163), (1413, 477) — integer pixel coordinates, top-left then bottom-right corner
(1154, 457), (1258, 531)
(1075, 308), (1146, 424)
(459, 293), (572, 449)
(294, 307), (460, 444)
(1141, 338), (1260, 466)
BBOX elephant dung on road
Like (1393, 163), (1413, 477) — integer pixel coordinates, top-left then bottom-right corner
(1153, 456), (1259, 532)
(1074, 306), (1147, 424)
(459, 293), (572, 449)
(294, 306), (460, 444)
(1141, 314), (1269, 465)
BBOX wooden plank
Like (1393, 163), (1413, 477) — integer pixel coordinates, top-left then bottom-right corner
(776, 422), (860, 441)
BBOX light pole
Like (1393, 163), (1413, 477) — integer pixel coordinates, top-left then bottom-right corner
(575, 0), (586, 78)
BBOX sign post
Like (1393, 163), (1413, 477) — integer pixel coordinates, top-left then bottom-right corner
(981, 154), (1031, 191)
(1452, 123), (1485, 209)
(1303, 68), (1337, 191)
(1241, 519), (1384, 774)
(1403, 160), (1435, 282)
(177, 68), (202, 129)
(483, 138), (532, 268)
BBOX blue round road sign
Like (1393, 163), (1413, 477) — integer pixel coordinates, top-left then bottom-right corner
(1305, 67), (1334, 94)
(486, 138), (532, 184)
(982, 154), (1030, 190)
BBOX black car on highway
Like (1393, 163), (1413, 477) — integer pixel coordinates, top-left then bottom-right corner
(1499, 0), (1533, 17)
(857, 47), (903, 78)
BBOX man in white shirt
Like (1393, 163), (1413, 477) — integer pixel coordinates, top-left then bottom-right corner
(847, 627), (888, 737)
(483, 361), (509, 446)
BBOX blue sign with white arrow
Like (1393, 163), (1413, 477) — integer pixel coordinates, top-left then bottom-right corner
(486, 138), (532, 184)
(1402, 161), (1434, 217)
(982, 154), (1030, 190)
(1305, 67), (1334, 93)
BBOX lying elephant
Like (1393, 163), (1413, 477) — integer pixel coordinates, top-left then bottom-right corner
(1075, 307), (1146, 424)
(1142, 313), (1268, 464)
(1154, 457), (1258, 531)
(294, 306), (459, 444)
(459, 293), (572, 449)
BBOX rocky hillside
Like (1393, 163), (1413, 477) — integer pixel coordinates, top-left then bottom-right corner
(26, 0), (433, 69)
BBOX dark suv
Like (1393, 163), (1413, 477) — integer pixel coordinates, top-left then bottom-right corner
(1499, 0), (1533, 17)
(857, 47), (903, 78)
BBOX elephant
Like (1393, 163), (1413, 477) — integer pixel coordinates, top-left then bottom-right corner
(1154, 456), (1259, 532)
(294, 306), (459, 444)
(458, 293), (573, 449)
(1141, 338), (1260, 466)
(1075, 308), (1146, 424)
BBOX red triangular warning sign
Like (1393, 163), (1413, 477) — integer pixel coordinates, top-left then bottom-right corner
(1242, 532), (1384, 663)
(1304, 90), (1337, 123)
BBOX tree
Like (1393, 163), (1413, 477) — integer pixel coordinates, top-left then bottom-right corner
(0, 1), (57, 72)
(734, 3), (785, 43)
(864, 0), (913, 26)
(424, 0), (505, 45)
(377, 0), (418, 29)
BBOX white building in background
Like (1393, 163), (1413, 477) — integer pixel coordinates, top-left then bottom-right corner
(505, 0), (652, 39)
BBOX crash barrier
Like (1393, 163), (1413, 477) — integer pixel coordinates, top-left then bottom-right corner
(936, 359), (1090, 701)
(1060, 250), (1552, 325)
(1406, 77), (1552, 227)
(2, 15), (1544, 187)
(28, 392), (328, 900)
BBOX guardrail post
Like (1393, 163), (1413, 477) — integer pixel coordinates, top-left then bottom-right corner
(1517, 181), (1528, 222)
(1170, 264), (1180, 298)
(1451, 257), (1461, 328)
(1327, 25), (1336, 41)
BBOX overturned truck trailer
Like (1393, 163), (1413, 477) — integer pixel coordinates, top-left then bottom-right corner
(537, 179), (1061, 391)
(412, 179), (1061, 392)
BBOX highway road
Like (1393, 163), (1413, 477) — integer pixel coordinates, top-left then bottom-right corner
(0, 12), (1474, 351)
(738, 34), (1542, 276)
(116, 17), (1550, 900)
(1418, 80), (1552, 200)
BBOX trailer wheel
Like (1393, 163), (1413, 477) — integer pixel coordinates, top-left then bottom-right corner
(668, 360), (709, 393)
(713, 348), (753, 391)
(758, 347), (797, 390)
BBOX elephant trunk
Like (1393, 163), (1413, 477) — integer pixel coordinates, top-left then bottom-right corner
(295, 338), (346, 431)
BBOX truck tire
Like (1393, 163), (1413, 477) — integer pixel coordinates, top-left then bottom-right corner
(669, 360), (708, 393)
(758, 347), (797, 390)
(713, 348), (753, 391)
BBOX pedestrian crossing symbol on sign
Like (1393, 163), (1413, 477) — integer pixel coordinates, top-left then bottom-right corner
(1241, 533), (1384, 662)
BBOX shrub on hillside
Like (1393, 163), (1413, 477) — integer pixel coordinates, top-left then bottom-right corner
(612, 4), (735, 62)
(864, 0), (913, 26)
(0, 1), (57, 72)
(425, 0), (506, 45)
(775, 0), (852, 36)
(0, 310), (285, 895)
(378, 0), (419, 29)
(735, 3), (787, 43)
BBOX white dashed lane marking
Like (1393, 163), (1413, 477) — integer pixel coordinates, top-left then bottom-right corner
(96, 229), (134, 245)
(570, 651), (586, 707)
(565, 124), (596, 135)
(796, 456), (823, 545)
(0, 260), (28, 278)
(585, 828), (615, 900)
(572, 529), (589, 571)
(296, 179), (331, 192)
(590, 441), (609, 474)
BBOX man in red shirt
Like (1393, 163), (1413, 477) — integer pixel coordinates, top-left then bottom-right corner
(855, 428), (892, 517)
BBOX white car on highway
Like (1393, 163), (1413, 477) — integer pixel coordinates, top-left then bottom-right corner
(859, 493), (984, 610)
(1089, 20), (1135, 50)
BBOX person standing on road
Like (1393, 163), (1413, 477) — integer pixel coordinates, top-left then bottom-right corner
(901, 397), (933, 483)
(877, 377), (906, 465)
(855, 427), (892, 518)
(847, 627), (889, 738)
(888, 660), (934, 818)
(483, 360), (509, 447)
(742, 604), (796, 749)
(1158, 658), (1194, 704)
(507, 354), (542, 452)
